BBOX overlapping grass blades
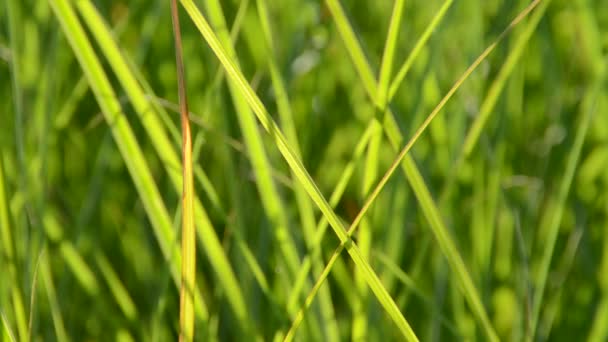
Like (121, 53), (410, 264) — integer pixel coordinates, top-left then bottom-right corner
(48, 0), (208, 322)
(69, 1), (252, 334)
(177, 0), (418, 339)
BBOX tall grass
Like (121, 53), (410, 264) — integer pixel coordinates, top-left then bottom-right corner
(2, 0), (607, 341)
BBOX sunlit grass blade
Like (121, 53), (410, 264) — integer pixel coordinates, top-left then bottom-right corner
(1, 310), (17, 342)
(286, 38), (511, 331)
(177, 1), (418, 339)
(324, 1), (494, 340)
(47, 0), (208, 321)
(352, 0), (405, 338)
(377, 0), (405, 109)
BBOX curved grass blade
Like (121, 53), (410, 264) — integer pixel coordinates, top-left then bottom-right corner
(352, 1), (406, 338)
(285, 22), (522, 337)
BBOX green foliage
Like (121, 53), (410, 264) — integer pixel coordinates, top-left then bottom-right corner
(1, 0), (607, 341)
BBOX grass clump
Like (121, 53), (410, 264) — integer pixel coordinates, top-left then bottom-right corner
(1, 0), (607, 341)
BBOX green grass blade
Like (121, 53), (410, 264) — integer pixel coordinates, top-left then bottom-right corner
(40, 252), (69, 342)
(324, 1), (502, 340)
(388, 0), (454, 100)
(323, 1), (543, 339)
(352, 1), (404, 337)
(94, 252), (138, 322)
(460, 0), (547, 158)
(286, 121), (378, 313)
(177, 1), (418, 339)
(529, 76), (603, 341)
(1, 310), (18, 342)
(377, 0), (405, 109)
(0, 149), (27, 342)
(256, 1), (340, 339)
(203, 0), (302, 283)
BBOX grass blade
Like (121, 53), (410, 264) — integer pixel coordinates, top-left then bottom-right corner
(169, 0), (197, 339)
(529, 75), (604, 341)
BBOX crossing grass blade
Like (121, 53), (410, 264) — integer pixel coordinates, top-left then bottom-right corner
(177, 1), (418, 340)
(321, 0), (544, 339)
(351, 0), (405, 338)
(203, 0), (304, 291)
(6, 0), (607, 340)
(256, 0), (339, 339)
(460, 0), (547, 159)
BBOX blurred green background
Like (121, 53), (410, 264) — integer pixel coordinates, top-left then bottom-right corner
(1, 0), (608, 341)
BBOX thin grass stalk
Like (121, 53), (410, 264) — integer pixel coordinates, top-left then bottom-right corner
(0, 150), (27, 342)
(528, 76), (603, 341)
(460, 0), (548, 158)
(40, 251), (69, 342)
(170, 0), (196, 340)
